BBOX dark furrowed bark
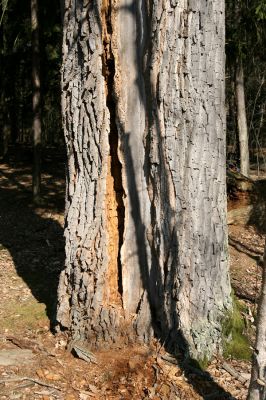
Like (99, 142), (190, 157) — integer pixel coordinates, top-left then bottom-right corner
(31, 0), (42, 202)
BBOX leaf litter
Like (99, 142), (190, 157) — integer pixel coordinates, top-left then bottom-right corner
(0, 160), (264, 399)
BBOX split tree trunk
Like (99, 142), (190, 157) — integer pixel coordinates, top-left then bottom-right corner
(235, 59), (249, 177)
(57, 0), (231, 361)
(248, 240), (266, 400)
(31, 0), (42, 202)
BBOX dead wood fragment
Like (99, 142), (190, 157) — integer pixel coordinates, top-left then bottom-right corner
(152, 363), (160, 380)
(0, 381), (35, 396)
(229, 237), (264, 264)
(6, 335), (49, 355)
(13, 382), (35, 390)
(222, 362), (249, 385)
(6, 336), (38, 351)
(231, 285), (257, 303)
(71, 342), (98, 364)
(0, 376), (61, 391)
(159, 354), (179, 365)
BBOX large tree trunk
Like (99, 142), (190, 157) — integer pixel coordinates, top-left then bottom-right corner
(235, 58), (249, 177)
(31, 0), (42, 202)
(57, 0), (232, 361)
(248, 241), (266, 400)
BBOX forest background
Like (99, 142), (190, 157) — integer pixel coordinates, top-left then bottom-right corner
(0, 0), (265, 173)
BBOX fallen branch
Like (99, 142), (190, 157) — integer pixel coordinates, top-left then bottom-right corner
(6, 335), (51, 355)
(0, 381), (36, 396)
(152, 363), (160, 386)
(160, 354), (179, 365)
(222, 362), (249, 385)
(0, 376), (61, 391)
(13, 382), (35, 390)
(229, 237), (264, 264)
(232, 285), (257, 303)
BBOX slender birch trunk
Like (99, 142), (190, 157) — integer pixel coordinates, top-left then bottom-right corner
(57, 0), (231, 361)
(235, 59), (249, 177)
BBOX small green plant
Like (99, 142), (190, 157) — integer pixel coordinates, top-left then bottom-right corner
(185, 356), (210, 371)
(222, 296), (252, 360)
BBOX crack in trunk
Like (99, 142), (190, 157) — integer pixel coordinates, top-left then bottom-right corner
(102, 0), (125, 306)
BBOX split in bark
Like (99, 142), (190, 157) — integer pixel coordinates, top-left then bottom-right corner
(102, 0), (125, 306)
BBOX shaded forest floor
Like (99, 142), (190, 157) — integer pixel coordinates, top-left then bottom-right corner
(0, 154), (265, 400)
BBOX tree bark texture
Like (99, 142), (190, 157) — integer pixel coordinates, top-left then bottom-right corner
(248, 241), (266, 400)
(235, 59), (249, 177)
(57, 0), (232, 361)
(0, 11), (9, 160)
(31, 0), (42, 201)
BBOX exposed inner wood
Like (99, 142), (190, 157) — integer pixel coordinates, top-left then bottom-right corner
(103, 0), (124, 306)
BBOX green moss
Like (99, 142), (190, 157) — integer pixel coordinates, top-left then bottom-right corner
(197, 356), (210, 370)
(222, 295), (252, 360)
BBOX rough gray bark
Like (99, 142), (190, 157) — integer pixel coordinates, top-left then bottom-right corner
(236, 59), (249, 177)
(31, 0), (42, 201)
(248, 241), (266, 400)
(57, 0), (232, 361)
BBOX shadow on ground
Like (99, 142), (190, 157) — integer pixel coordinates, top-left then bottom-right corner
(248, 178), (266, 234)
(0, 153), (65, 324)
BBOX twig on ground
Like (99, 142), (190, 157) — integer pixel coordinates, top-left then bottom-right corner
(0, 376), (61, 391)
(160, 354), (179, 365)
(13, 382), (35, 390)
(152, 363), (160, 387)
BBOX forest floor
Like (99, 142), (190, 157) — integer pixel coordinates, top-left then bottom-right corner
(0, 152), (265, 400)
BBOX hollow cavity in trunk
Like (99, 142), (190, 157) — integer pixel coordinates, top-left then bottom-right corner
(103, 0), (125, 306)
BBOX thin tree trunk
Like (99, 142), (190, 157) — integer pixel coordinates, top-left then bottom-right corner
(0, 3), (9, 160)
(31, 0), (41, 202)
(248, 240), (266, 400)
(236, 59), (249, 177)
(57, 0), (231, 361)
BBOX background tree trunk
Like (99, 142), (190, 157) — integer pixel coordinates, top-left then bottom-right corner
(248, 240), (266, 400)
(31, 0), (41, 202)
(236, 58), (250, 177)
(57, 0), (231, 361)
(0, 4), (9, 160)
